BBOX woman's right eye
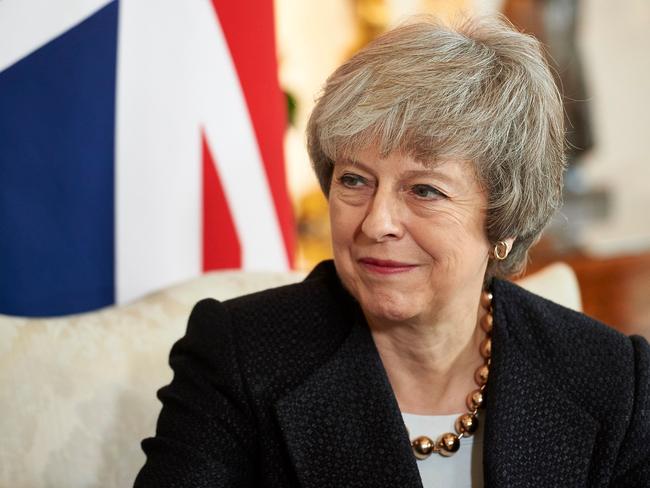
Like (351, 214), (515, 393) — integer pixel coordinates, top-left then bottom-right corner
(339, 173), (367, 188)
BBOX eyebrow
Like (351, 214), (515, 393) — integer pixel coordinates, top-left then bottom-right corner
(336, 158), (458, 187)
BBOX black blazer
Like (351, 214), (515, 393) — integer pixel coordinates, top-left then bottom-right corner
(135, 261), (650, 487)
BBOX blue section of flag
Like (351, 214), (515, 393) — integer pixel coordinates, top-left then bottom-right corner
(0, 2), (119, 316)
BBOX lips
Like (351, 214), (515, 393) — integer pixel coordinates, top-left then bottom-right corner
(357, 257), (418, 275)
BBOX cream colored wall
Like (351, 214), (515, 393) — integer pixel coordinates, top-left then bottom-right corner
(578, 0), (650, 254)
(387, 0), (471, 24)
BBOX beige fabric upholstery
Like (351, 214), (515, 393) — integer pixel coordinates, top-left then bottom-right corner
(516, 262), (582, 312)
(0, 271), (304, 488)
(0, 265), (579, 487)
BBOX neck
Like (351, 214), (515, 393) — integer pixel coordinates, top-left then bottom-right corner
(367, 293), (488, 415)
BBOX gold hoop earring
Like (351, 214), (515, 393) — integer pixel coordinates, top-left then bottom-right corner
(493, 241), (509, 261)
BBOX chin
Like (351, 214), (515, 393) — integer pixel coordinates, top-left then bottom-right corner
(358, 292), (418, 324)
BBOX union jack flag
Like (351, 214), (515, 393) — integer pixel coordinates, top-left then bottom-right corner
(0, 0), (295, 316)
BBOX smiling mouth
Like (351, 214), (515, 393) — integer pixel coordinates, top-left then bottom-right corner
(357, 258), (418, 275)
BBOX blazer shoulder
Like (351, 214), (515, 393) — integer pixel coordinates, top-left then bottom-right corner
(491, 278), (646, 424)
(200, 261), (356, 398)
(221, 261), (351, 333)
(492, 278), (630, 349)
(180, 260), (350, 359)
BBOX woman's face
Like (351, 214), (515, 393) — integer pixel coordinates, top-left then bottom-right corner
(329, 146), (491, 325)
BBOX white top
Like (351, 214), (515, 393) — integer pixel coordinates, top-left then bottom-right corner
(402, 412), (484, 488)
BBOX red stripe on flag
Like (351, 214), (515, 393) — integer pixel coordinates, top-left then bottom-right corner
(209, 0), (295, 267)
(202, 131), (241, 271)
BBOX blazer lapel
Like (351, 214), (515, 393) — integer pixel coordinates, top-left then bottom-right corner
(484, 296), (600, 487)
(274, 317), (423, 488)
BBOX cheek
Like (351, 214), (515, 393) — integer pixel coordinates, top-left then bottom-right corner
(329, 200), (361, 246)
(409, 211), (490, 264)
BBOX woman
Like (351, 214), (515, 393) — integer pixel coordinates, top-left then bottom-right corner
(135, 16), (650, 487)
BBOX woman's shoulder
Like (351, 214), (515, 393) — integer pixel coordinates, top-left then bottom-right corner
(183, 261), (356, 390)
(217, 260), (352, 335)
(491, 277), (649, 411)
(490, 279), (650, 482)
(491, 277), (644, 360)
(493, 277), (638, 336)
(223, 260), (340, 306)
(192, 260), (345, 320)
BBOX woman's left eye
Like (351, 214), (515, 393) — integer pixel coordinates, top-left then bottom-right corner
(410, 184), (446, 199)
(339, 173), (367, 187)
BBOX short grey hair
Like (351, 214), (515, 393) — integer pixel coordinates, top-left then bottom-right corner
(307, 15), (565, 279)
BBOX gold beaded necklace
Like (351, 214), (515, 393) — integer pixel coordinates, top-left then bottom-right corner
(408, 290), (493, 459)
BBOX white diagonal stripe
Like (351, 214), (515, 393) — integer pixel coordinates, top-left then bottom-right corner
(115, 0), (287, 304)
(0, 0), (113, 72)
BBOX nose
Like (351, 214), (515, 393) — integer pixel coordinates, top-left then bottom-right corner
(360, 188), (404, 242)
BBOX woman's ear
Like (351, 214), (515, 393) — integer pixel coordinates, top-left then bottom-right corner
(503, 237), (516, 253)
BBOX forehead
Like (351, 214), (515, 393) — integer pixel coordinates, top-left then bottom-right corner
(340, 144), (462, 168)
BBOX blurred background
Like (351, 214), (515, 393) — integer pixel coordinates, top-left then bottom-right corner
(1, 0), (648, 334)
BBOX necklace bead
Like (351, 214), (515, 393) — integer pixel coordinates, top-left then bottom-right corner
(481, 313), (494, 333)
(466, 389), (484, 411)
(412, 436), (435, 460)
(436, 433), (461, 456)
(474, 364), (490, 386)
(455, 412), (479, 436)
(480, 291), (493, 308)
(480, 336), (492, 359)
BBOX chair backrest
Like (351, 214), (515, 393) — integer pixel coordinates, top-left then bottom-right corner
(516, 262), (582, 312)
